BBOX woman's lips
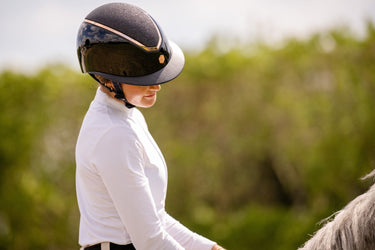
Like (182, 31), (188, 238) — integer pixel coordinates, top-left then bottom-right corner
(144, 93), (156, 98)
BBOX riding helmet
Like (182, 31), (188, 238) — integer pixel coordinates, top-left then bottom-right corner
(76, 3), (185, 86)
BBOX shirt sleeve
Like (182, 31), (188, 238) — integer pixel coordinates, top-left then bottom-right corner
(92, 127), (184, 250)
(164, 213), (216, 250)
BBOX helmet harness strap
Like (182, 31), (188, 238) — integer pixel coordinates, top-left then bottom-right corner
(90, 74), (135, 109)
(111, 82), (135, 109)
(98, 79), (135, 109)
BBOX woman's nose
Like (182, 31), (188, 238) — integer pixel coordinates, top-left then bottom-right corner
(151, 84), (161, 91)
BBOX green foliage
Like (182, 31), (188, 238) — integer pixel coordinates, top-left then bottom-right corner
(1, 24), (375, 249)
(0, 66), (96, 249)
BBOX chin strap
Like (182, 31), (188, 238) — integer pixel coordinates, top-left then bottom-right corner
(111, 82), (135, 109)
(99, 81), (135, 109)
(90, 74), (135, 108)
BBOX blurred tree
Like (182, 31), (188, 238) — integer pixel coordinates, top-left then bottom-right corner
(0, 66), (95, 249)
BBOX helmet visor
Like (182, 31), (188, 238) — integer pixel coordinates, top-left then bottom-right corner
(77, 22), (170, 77)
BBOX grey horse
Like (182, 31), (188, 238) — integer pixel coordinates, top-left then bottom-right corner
(299, 171), (375, 250)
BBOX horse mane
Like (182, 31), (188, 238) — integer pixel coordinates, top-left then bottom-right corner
(299, 170), (375, 250)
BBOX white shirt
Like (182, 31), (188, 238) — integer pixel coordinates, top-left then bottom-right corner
(75, 88), (216, 250)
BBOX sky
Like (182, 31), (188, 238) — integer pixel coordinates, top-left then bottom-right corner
(0, 0), (374, 72)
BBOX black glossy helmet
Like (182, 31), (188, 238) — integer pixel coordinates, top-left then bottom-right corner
(76, 2), (185, 86)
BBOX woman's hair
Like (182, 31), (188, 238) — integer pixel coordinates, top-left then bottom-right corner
(94, 74), (111, 84)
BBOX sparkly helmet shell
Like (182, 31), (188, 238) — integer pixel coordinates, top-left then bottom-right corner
(76, 3), (185, 86)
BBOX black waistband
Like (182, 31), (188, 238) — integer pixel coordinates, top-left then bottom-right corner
(85, 243), (135, 250)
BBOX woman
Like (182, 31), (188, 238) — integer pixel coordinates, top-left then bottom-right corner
(75, 3), (225, 250)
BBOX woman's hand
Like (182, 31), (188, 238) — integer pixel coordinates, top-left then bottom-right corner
(212, 244), (226, 250)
